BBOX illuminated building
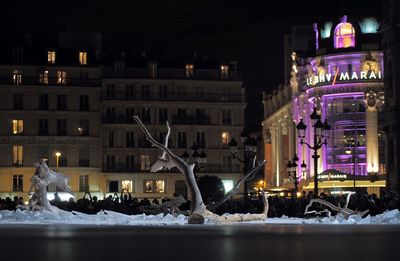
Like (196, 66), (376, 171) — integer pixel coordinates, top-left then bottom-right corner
(263, 15), (386, 195)
(0, 33), (245, 200)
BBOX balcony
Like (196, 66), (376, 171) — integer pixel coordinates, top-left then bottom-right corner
(204, 164), (242, 173)
(101, 91), (243, 103)
(172, 115), (210, 125)
(0, 77), (100, 87)
(102, 115), (136, 124)
(102, 163), (137, 173)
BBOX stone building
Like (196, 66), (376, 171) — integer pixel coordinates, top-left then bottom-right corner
(0, 33), (245, 201)
(263, 15), (386, 196)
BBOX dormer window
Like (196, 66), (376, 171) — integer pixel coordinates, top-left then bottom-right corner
(334, 16), (355, 49)
(79, 51), (87, 65)
(47, 51), (56, 64)
(220, 65), (229, 80)
(13, 70), (22, 85)
(185, 64), (194, 78)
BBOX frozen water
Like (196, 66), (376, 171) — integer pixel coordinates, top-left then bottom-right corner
(1, 209), (399, 225)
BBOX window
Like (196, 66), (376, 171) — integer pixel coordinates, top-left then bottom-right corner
(220, 65), (229, 80)
(144, 180), (165, 193)
(37, 146), (48, 161)
(106, 84), (115, 98)
(38, 119), (49, 135)
(141, 85), (150, 99)
(222, 110), (232, 124)
(222, 180), (234, 193)
(125, 155), (135, 171)
(159, 85), (168, 99)
(106, 155), (116, 170)
(334, 17), (355, 49)
(125, 108), (135, 123)
(140, 155), (151, 171)
(12, 120), (23, 135)
(39, 70), (49, 84)
(56, 71), (67, 85)
(177, 108), (186, 118)
(126, 131), (135, 148)
(159, 108), (168, 123)
(141, 108), (151, 123)
(79, 120), (89, 136)
(108, 180), (119, 192)
(148, 62), (157, 78)
(79, 147), (89, 167)
(57, 119), (67, 136)
(12, 48), (24, 63)
(177, 132), (187, 148)
(79, 71), (89, 81)
(79, 175), (89, 192)
(221, 132), (230, 145)
(108, 131), (114, 147)
(13, 175), (23, 192)
(57, 95), (67, 111)
(122, 180), (133, 192)
(105, 107), (115, 122)
(197, 132), (205, 148)
(39, 94), (48, 110)
(125, 84), (135, 98)
(79, 51), (87, 65)
(47, 51), (56, 64)
(80, 95), (89, 111)
(13, 146), (23, 166)
(13, 70), (22, 85)
(185, 64), (194, 78)
(196, 109), (206, 124)
(13, 93), (23, 110)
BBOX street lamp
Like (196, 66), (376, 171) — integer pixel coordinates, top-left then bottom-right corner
(55, 151), (61, 168)
(345, 139), (358, 190)
(296, 107), (330, 198)
(228, 134), (258, 208)
(286, 154), (303, 196)
(181, 144), (207, 173)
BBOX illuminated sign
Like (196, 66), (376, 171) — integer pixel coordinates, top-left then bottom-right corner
(318, 169), (348, 181)
(306, 70), (382, 86)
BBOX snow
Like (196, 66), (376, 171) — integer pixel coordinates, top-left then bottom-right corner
(1, 209), (400, 225)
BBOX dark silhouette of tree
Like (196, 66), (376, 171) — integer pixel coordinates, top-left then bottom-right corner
(197, 175), (225, 205)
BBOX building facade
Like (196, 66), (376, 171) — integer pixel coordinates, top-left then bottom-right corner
(0, 33), (245, 201)
(263, 15), (386, 196)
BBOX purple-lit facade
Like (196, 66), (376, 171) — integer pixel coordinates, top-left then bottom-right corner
(263, 16), (386, 195)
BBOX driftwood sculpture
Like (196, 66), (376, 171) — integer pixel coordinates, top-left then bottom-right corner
(28, 159), (74, 212)
(134, 116), (269, 224)
(304, 192), (369, 219)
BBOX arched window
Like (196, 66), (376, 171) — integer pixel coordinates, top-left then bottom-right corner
(334, 16), (355, 49)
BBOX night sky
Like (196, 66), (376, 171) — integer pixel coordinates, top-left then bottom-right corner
(1, 0), (381, 131)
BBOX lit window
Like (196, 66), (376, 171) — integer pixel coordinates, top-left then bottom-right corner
(221, 132), (230, 145)
(12, 120), (23, 135)
(144, 180), (165, 193)
(220, 65), (229, 79)
(13, 70), (22, 85)
(222, 180), (234, 193)
(185, 64), (194, 78)
(334, 16), (355, 49)
(39, 70), (49, 84)
(13, 175), (23, 192)
(57, 71), (67, 85)
(79, 51), (87, 65)
(47, 51), (56, 64)
(122, 180), (133, 193)
(12, 145), (23, 166)
(140, 155), (151, 171)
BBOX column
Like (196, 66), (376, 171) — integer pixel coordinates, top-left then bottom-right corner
(276, 124), (282, 187)
(269, 126), (277, 187)
(365, 91), (382, 174)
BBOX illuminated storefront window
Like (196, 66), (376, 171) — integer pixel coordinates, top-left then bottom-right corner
(144, 180), (165, 193)
(12, 120), (23, 135)
(334, 16), (355, 49)
(122, 180), (133, 193)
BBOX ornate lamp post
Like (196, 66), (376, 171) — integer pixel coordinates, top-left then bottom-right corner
(296, 107), (330, 197)
(345, 139), (358, 190)
(228, 133), (257, 207)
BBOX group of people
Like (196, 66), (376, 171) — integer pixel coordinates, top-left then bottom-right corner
(1, 190), (399, 218)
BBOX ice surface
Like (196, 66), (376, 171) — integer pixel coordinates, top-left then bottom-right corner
(1, 209), (399, 225)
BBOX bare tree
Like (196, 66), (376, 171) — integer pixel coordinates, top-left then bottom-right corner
(134, 116), (269, 224)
